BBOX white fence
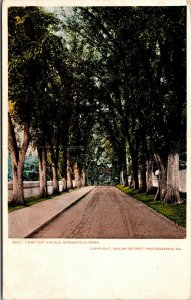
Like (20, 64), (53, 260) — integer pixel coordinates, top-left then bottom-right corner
(8, 170), (186, 202)
(120, 171), (186, 193)
(179, 170), (186, 193)
(8, 180), (76, 202)
(152, 171), (186, 193)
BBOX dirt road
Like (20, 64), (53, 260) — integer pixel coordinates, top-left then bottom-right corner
(32, 186), (186, 239)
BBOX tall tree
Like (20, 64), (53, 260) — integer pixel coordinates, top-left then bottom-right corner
(68, 6), (186, 202)
(8, 7), (61, 202)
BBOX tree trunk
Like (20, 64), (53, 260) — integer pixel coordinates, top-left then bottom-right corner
(96, 160), (99, 185)
(122, 164), (128, 186)
(12, 160), (25, 205)
(90, 177), (94, 186)
(62, 148), (68, 192)
(123, 150), (129, 186)
(154, 154), (167, 202)
(17, 162), (25, 201)
(8, 113), (30, 205)
(12, 164), (19, 202)
(38, 146), (48, 197)
(74, 161), (81, 188)
(120, 156), (128, 186)
(51, 161), (59, 194)
(66, 151), (73, 189)
(50, 149), (59, 194)
(120, 171), (123, 185)
(120, 170), (126, 186)
(81, 168), (87, 186)
(129, 143), (139, 190)
(146, 156), (154, 194)
(62, 176), (67, 192)
(129, 174), (134, 188)
(164, 153), (182, 204)
(139, 162), (147, 193)
(132, 157), (139, 190)
(126, 135), (140, 190)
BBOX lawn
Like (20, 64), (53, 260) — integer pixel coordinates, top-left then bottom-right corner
(116, 184), (186, 227)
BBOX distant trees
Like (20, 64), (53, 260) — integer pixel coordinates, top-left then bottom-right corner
(8, 154), (39, 182)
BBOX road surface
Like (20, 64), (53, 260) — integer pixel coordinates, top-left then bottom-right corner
(31, 186), (186, 239)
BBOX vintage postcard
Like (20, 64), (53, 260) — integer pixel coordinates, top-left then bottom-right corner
(2, 0), (191, 299)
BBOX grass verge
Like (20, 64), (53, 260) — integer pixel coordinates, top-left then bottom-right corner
(116, 184), (186, 227)
(8, 188), (78, 213)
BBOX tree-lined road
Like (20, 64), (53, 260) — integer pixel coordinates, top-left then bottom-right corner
(32, 186), (185, 239)
(8, 7), (186, 206)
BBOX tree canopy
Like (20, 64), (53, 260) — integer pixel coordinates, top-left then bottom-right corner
(8, 6), (186, 205)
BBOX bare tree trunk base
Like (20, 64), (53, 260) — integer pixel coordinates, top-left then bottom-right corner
(52, 190), (60, 196)
(10, 199), (26, 206)
(154, 187), (160, 201)
(138, 186), (147, 193)
(146, 188), (155, 195)
(163, 191), (183, 204)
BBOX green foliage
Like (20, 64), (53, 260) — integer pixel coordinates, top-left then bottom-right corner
(23, 154), (39, 181)
(8, 153), (39, 181)
(8, 154), (12, 181)
(149, 203), (186, 227)
(116, 184), (130, 194)
(8, 7), (59, 124)
(8, 6), (186, 203)
(85, 126), (119, 185)
(69, 6), (186, 157)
